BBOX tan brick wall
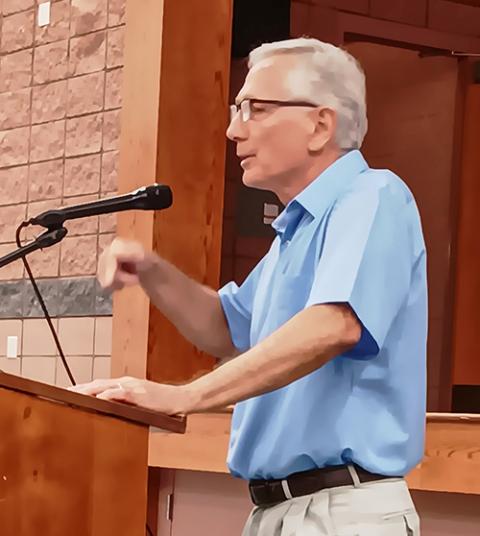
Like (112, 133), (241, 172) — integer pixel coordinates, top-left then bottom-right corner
(0, 315), (111, 387)
(0, 0), (127, 383)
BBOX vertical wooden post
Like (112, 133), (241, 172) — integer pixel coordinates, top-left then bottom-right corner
(112, 0), (233, 382)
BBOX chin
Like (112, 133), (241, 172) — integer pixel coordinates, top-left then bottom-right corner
(242, 169), (271, 190)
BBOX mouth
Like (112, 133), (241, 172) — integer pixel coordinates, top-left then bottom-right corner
(238, 154), (255, 167)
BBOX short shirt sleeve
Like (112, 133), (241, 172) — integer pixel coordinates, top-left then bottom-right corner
(306, 183), (414, 357)
(218, 257), (266, 352)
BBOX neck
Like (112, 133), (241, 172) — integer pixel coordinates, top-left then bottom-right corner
(274, 149), (345, 205)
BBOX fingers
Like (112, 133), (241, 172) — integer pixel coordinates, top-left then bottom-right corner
(98, 237), (147, 291)
(69, 378), (132, 397)
(96, 387), (133, 404)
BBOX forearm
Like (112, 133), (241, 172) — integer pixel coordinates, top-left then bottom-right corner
(138, 256), (236, 358)
(186, 304), (361, 412)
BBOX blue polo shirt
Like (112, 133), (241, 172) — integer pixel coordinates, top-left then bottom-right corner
(219, 150), (427, 481)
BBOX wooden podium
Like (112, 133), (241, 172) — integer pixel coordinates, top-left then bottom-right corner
(0, 372), (186, 536)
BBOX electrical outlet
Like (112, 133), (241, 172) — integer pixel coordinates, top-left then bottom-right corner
(6, 336), (18, 359)
(38, 2), (51, 27)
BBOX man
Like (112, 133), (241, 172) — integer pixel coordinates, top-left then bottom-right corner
(72, 38), (427, 535)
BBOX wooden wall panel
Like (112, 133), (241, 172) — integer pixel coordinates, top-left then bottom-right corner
(370, 0), (428, 26)
(112, 0), (232, 383)
(429, 0), (480, 37)
(112, 0), (165, 378)
(147, 0), (233, 383)
(452, 84), (480, 385)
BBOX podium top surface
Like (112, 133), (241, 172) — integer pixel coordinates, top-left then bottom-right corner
(0, 371), (186, 433)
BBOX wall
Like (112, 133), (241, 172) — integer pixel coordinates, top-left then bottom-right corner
(0, 0), (126, 385)
(345, 41), (459, 411)
(164, 470), (480, 536)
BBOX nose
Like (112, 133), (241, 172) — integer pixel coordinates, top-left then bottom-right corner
(226, 111), (248, 142)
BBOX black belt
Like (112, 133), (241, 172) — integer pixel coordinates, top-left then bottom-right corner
(248, 464), (397, 507)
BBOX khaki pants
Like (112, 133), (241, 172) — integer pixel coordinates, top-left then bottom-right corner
(242, 477), (420, 536)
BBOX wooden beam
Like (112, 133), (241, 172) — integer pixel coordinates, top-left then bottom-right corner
(112, 0), (233, 383)
(149, 411), (480, 495)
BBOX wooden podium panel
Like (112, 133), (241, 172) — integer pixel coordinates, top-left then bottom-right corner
(0, 373), (185, 536)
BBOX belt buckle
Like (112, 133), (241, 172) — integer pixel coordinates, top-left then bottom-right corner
(281, 479), (294, 500)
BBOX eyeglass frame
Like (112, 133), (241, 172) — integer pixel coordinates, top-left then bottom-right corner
(229, 98), (320, 124)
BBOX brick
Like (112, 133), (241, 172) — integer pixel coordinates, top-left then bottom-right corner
(101, 150), (118, 192)
(93, 356), (111, 378)
(0, 204), (27, 243)
(33, 40), (68, 84)
(22, 357), (57, 384)
(1, 0), (34, 16)
(106, 26), (124, 68)
(64, 154), (101, 196)
(26, 198), (61, 239)
(108, 0), (126, 26)
(57, 277), (96, 316)
(0, 280), (24, 318)
(27, 245), (60, 277)
(429, 0), (480, 37)
(370, 0), (427, 26)
(0, 126), (29, 167)
(1, 9), (35, 53)
(0, 357), (21, 374)
(0, 49), (33, 92)
(59, 317), (95, 354)
(69, 30), (106, 76)
(98, 232), (113, 257)
(56, 356), (93, 388)
(102, 109), (121, 151)
(0, 320), (22, 355)
(95, 279), (112, 315)
(99, 213), (116, 233)
(23, 277), (59, 318)
(31, 80), (67, 124)
(62, 194), (99, 236)
(105, 67), (122, 109)
(60, 235), (98, 276)
(0, 319), (22, 354)
(29, 159), (64, 201)
(30, 120), (65, 162)
(0, 165), (28, 204)
(0, 244), (24, 280)
(0, 88), (31, 131)
(67, 71), (105, 117)
(71, 0), (108, 36)
(94, 316), (112, 355)
(65, 113), (103, 156)
(35, 0), (70, 45)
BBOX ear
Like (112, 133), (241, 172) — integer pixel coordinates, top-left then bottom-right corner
(307, 107), (337, 152)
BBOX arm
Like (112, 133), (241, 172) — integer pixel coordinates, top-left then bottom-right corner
(71, 303), (361, 413)
(98, 238), (237, 358)
(138, 256), (237, 358)
(185, 303), (361, 412)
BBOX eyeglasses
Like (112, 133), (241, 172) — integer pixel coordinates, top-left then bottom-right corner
(229, 98), (319, 123)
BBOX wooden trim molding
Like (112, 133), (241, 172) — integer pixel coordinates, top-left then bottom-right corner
(149, 411), (480, 494)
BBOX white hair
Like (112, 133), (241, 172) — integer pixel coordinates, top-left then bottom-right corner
(248, 38), (368, 150)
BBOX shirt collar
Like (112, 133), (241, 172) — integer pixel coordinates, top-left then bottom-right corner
(272, 150), (369, 240)
(295, 150), (369, 218)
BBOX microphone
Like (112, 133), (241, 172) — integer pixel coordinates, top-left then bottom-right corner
(29, 184), (173, 229)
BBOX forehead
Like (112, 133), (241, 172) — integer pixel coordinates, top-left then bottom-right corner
(236, 54), (305, 103)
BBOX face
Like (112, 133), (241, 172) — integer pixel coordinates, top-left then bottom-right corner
(226, 55), (335, 193)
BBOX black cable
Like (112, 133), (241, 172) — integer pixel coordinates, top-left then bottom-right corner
(16, 222), (76, 386)
(146, 523), (154, 536)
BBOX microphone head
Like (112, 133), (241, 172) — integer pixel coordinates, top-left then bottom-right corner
(139, 184), (173, 210)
